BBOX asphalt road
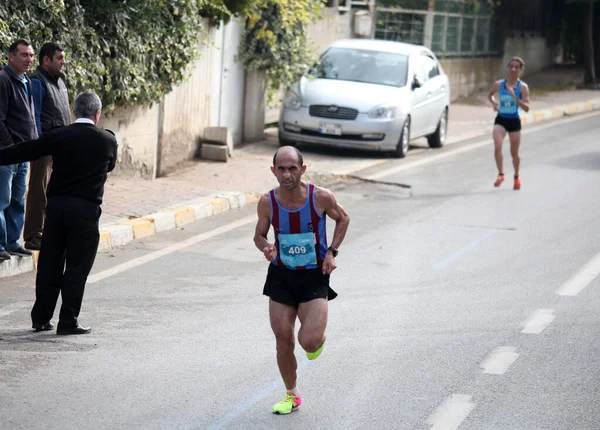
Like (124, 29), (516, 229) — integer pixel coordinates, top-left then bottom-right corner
(1, 112), (600, 430)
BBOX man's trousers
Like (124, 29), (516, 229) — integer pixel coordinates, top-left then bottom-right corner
(24, 155), (52, 242)
(31, 196), (101, 329)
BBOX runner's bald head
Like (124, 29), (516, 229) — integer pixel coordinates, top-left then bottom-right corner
(273, 146), (304, 167)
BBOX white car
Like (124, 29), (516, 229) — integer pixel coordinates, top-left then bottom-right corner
(278, 38), (450, 157)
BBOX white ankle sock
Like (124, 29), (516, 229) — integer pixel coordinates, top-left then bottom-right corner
(287, 387), (298, 395)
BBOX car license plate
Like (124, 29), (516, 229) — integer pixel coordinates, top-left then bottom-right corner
(319, 122), (342, 136)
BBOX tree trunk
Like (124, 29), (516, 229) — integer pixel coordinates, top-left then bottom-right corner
(583, 0), (596, 83)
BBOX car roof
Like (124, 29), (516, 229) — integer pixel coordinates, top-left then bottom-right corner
(327, 38), (425, 55)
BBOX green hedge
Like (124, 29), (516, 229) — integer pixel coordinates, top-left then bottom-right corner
(0, 0), (233, 110)
(237, 0), (325, 102)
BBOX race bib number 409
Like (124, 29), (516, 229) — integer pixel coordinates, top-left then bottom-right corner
(279, 232), (317, 268)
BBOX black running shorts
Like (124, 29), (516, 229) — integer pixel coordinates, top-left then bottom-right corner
(494, 115), (521, 133)
(263, 264), (338, 308)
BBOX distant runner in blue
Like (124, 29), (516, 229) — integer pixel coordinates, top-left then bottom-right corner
(488, 56), (531, 190)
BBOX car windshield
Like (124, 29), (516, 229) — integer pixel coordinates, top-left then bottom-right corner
(310, 47), (409, 87)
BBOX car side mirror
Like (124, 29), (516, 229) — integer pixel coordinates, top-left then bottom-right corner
(412, 75), (423, 90)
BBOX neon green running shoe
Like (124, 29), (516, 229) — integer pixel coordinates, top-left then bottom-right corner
(272, 392), (302, 414)
(306, 343), (324, 360)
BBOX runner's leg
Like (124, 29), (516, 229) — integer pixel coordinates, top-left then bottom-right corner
(509, 131), (521, 177)
(298, 298), (328, 356)
(269, 299), (298, 390)
(493, 125), (507, 175)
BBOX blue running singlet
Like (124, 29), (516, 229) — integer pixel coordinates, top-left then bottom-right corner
(498, 79), (523, 119)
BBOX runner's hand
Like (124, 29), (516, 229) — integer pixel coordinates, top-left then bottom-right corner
(506, 86), (516, 99)
(492, 102), (499, 111)
(262, 244), (277, 262)
(322, 253), (337, 275)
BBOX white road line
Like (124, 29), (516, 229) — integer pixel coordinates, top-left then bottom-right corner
(0, 301), (30, 318)
(366, 111), (600, 180)
(556, 252), (600, 297)
(521, 309), (555, 334)
(427, 394), (476, 430)
(480, 347), (519, 375)
(88, 215), (256, 284)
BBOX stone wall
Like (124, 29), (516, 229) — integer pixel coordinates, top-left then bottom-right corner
(439, 57), (504, 101)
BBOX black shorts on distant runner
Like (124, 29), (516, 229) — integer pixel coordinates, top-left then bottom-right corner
(494, 115), (521, 133)
(263, 264), (338, 308)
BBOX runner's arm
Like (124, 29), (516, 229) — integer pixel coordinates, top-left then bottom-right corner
(487, 80), (500, 110)
(254, 194), (277, 261)
(316, 188), (350, 251)
(517, 83), (530, 113)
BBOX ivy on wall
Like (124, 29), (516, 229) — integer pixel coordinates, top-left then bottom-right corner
(237, 0), (326, 102)
(0, 0), (233, 110)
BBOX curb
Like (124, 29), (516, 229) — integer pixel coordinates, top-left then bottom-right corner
(0, 191), (261, 279)
(520, 98), (600, 126)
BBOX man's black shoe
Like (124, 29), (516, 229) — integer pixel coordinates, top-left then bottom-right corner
(0, 250), (11, 261)
(25, 237), (42, 251)
(8, 247), (34, 257)
(32, 322), (55, 332)
(57, 325), (91, 335)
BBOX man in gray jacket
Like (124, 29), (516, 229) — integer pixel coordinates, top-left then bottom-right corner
(0, 39), (37, 261)
(26, 42), (71, 250)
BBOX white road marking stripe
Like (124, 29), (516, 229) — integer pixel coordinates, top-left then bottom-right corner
(88, 215), (256, 284)
(556, 252), (600, 297)
(480, 347), (519, 375)
(521, 309), (555, 334)
(366, 111), (600, 180)
(0, 301), (30, 318)
(427, 394), (475, 430)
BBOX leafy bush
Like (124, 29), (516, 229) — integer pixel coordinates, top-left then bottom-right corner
(237, 0), (325, 102)
(0, 0), (232, 110)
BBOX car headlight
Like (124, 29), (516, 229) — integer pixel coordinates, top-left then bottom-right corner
(368, 105), (397, 119)
(283, 90), (302, 110)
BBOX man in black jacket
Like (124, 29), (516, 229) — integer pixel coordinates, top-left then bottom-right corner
(0, 90), (118, 335)
(26, 42), (72, 250)
(0, 39), (38, 261)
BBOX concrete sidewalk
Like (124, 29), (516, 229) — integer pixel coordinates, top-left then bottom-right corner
(1, 83), (598, 279)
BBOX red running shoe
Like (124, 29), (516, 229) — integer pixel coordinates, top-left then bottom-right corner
(494, 174), (505, 187)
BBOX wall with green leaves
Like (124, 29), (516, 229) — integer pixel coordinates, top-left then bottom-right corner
(0, 0), (232, 111)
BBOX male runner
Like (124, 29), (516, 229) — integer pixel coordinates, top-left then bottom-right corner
(254, 146), (350, 415)
(488, 56), (530, 190)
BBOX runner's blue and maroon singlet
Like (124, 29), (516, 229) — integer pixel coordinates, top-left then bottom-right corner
(269, 183), (328, 270)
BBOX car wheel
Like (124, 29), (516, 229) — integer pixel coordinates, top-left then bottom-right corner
(392, 117), (410, 158)
(427, 108), (448, 149)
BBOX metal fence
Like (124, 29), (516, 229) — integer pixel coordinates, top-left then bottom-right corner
(374, 7), (503, 58)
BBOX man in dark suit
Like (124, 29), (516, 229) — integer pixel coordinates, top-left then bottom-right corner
(0, 90), (118, 335)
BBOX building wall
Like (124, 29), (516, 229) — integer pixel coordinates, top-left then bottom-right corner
(98, 104), (159, 179)
(158, 23), (217, 176)
(99, 19), (217, 178)
(501, 37), (559, 77)
(440, 57), (503, 101)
